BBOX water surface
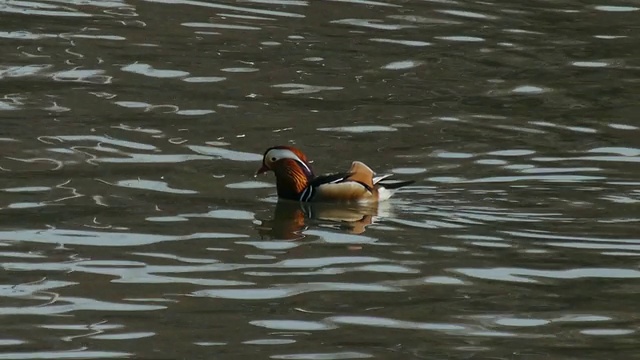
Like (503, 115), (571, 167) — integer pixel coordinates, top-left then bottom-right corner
(1, 0), (640, 359)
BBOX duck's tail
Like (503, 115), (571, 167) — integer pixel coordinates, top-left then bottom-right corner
(377, 179), (415, 189)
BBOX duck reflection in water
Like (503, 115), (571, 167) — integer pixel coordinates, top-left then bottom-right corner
(257, 200), (393, 240)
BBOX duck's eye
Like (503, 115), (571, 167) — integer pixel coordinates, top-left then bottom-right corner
(270, 157), (277, 161)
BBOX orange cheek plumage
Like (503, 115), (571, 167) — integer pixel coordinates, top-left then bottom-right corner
(271, 159), (311, 200)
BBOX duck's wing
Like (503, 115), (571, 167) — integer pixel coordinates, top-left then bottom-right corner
(297, 171), (348, 202)
(308, 171), (353, 187)
(308, 161), (375, 187)
(303, 161), (378, 202)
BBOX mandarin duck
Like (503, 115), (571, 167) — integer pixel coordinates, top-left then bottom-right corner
(256, 146), (414, 203)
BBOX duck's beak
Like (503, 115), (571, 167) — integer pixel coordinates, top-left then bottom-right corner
(255, 164), (270, 177)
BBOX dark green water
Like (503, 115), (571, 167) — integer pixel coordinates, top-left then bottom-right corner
(1, 1), (639, 359)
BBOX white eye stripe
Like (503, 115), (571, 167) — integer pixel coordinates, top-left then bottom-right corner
(266, 149), (312, 174)
(299, 160), (312, 175)
(266, 149), (300, 162)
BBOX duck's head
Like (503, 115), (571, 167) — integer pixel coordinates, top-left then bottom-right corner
(256, 145), (313, 177)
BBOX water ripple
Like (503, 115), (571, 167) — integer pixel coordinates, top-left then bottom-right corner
(194, 282), (401, 300)
(0, 229), (246, 246)
(331, 18), (416, 30)
(121, 63), (189, 78)
(142, 0), (305, 18)
(0, 350), (132, 359)
(455, 267), (640, 283)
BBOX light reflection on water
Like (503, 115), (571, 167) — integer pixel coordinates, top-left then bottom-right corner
(1, 0), (639, 358)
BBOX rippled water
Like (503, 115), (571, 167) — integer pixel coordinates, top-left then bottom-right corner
(1, 0), (639, 358)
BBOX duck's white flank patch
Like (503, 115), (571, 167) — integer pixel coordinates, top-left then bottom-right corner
(376, 187), (393, 201)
